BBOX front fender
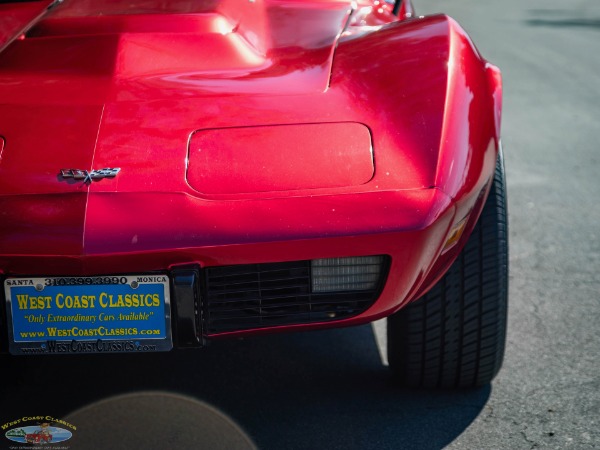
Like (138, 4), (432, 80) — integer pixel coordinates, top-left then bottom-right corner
(331, 15), (501, 201)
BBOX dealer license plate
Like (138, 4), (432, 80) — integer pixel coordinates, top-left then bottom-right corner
(4, 275), (172, 355)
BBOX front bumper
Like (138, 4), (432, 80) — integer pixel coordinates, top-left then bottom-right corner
(1, 186), (470, 351)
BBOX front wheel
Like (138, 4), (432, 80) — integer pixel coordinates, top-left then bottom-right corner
(387, 152), (508, 388)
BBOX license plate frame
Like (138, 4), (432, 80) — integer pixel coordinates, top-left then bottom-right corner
(4, 275), (172, 355)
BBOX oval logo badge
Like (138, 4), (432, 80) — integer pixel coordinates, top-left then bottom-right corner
(5, 424), (73, 444)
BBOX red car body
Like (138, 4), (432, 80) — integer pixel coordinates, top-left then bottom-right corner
(0, 0), (502, 359)
(25, 431), (52, 444)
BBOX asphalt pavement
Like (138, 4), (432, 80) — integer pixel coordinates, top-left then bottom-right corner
(1, 0), (599, 449)
(416, 0), (600, 448)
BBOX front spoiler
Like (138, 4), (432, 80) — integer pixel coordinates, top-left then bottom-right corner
(0, 187), (465, 350)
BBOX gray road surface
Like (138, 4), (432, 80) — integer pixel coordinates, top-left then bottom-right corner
(416, 0), (600, 448)
(1, 0), (599, 449)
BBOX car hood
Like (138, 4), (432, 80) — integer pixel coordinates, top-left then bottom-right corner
(1, 6), (480, 268)
(0, 0), (352, 196)
(0, 0), (354, 259)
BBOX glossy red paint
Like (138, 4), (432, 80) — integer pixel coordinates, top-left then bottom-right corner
(187, 123), (374, 194)
(0, 0), (56, 52)
(0, 1), (501, 338)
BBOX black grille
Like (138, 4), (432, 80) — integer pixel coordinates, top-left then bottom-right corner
(203, 259), (387, 334)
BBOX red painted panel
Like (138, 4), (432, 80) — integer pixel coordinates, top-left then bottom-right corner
(0, 0), (55, 53)
(0, 193), (87, 257)
(45, 0), (220, 17)
(32, 13), (232, 37)
(434, 18), (499, 201)
(81, 189), (452, 256)
(0, 34), (118, 105)
(0, 105), (103, 195)
(187, 123), (374, 194)
(332, 16), (452, 190)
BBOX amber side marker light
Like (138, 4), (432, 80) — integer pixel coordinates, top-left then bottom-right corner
(442, 217), (469, 253)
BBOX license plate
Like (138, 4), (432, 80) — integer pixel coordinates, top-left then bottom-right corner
(4, 275), (172, 355)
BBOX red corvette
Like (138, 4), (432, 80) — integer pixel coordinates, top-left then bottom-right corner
(0, 0), (506, 388)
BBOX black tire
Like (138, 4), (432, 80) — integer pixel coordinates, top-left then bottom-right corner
(387, 152), (508, 388)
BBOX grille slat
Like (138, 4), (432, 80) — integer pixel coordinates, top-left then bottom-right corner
(203, 257), (389, 334)
(208, 279), (309, 289)
(208, 297), (311, 309)
(208, 283), (309, 296)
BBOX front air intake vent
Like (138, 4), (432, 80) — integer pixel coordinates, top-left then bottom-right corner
(203, 256), (389, 334)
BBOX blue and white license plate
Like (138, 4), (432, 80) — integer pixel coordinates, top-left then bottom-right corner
(4, 275), (172, 355)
